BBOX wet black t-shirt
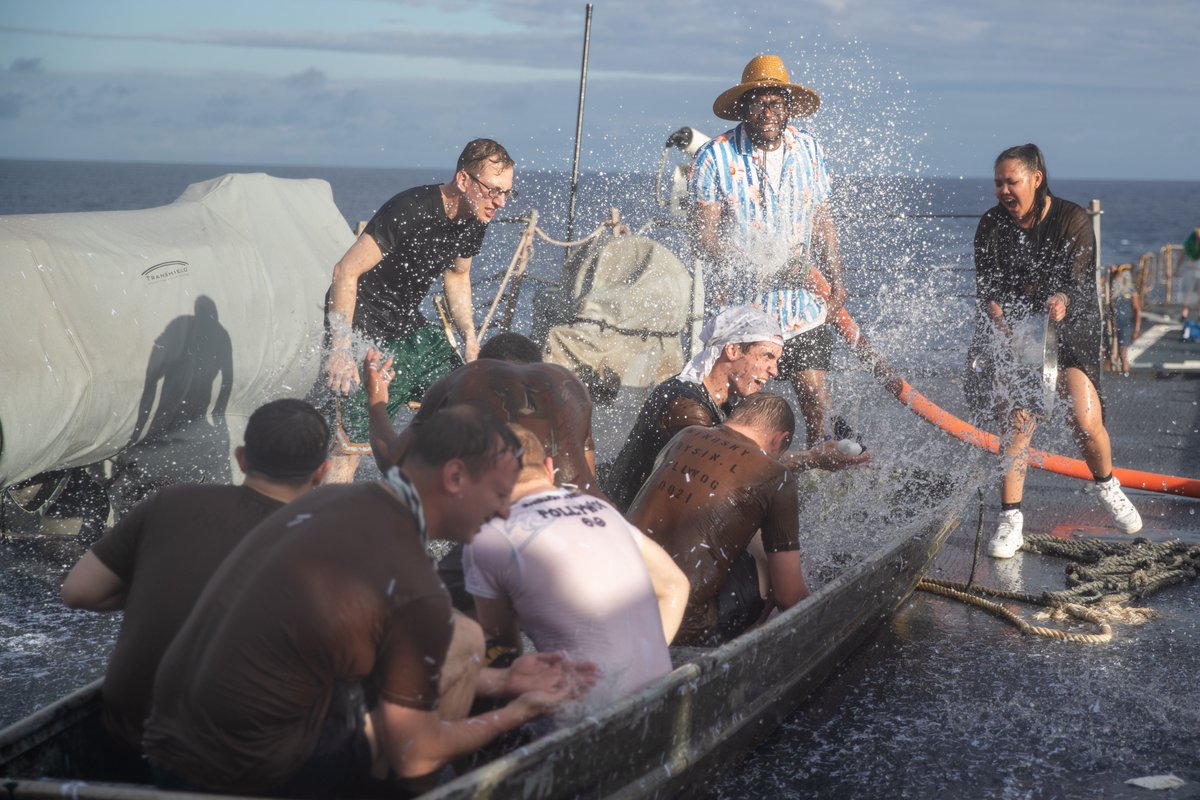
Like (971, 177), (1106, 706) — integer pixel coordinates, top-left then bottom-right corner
(973, 197), (1102, 377)
(351, 185), (487, 341)
(604, 377), (727, 512)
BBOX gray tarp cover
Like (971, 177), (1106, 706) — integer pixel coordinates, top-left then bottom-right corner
(539, 234), (691, 389)
(0, 173), (354, 488)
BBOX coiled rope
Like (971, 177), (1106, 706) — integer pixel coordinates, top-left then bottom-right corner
(918, 534), (1200, 644)
(917, 580), (1114, 643)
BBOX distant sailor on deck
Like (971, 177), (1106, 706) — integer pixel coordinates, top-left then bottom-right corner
(691, 54), (852, 447)
(972, 143), (1142, 559)
(1180, 226), (1200, 324)
(60, 399), (331, 755)
(627, 393), (835, 646)
(322, 139), (516, 483)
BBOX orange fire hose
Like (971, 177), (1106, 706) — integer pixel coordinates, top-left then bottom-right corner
(807, 272), (1200, 499)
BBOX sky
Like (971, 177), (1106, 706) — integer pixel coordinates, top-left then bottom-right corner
(1, 0), (1197, 180)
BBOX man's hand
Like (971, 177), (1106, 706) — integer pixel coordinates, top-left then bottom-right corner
(795, 260), (845, 317)
(325, 349), (360, 396)
(781, 439), (872, 472)
(363, 349), (394, 407)
(509, 677), (577, 719)
(504, 652), (599, 699)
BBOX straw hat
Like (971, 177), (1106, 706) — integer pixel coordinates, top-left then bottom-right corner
(712, 54), (821, 121)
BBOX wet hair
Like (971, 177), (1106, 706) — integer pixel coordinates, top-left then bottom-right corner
(734, 340), (779, 357)
(457, 139), (514, 174)
(995, 143), (1052, 218)
(728, 392), (796, 439)
(241, 399), (329, 485)
(509, 424), (549, 481)
(478, 332), (543, 364)
(405, 404), (521, 478)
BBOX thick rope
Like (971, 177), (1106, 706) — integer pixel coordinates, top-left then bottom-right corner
(531, 222), (609, 248)
(918, 534), (1199, 643)
(917, 580), (1113, 643)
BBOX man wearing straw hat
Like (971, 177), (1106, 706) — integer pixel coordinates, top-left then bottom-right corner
(321, 139), (516, 483)
(691, 54), (850, 449)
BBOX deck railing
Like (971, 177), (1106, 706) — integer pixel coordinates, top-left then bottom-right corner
(1133, 244), (1183, 306)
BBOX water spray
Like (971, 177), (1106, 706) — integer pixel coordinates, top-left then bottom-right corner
(805, 270), (1200, 499)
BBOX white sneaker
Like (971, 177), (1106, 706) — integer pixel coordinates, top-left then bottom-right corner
(988, 509), (1024, 558)
(1093, 477), (1143, 534)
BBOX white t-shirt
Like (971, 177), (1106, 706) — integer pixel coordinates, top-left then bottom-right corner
(761, 144), (785, 190)
(463, 488), (673, 712)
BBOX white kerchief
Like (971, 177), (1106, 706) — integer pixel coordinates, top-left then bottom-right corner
(678, 305), (784, 384)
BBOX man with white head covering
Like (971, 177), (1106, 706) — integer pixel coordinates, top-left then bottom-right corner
(603, 306), (783, 511)
(604, 306), (865, 512)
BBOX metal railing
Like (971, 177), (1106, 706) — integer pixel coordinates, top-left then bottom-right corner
(1133, 244), (1184, 306)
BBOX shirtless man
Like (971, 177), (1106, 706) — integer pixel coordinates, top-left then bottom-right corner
(604, 305), (783, 511)
(366, 332), (602, 499)
(143, 406), (595, 797)
(366, 332), (604, 610)
(627, 393), (854, 646)
(61, 399), (330, 754)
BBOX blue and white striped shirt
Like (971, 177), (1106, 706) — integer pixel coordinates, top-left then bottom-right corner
(692, 122), (832, 335)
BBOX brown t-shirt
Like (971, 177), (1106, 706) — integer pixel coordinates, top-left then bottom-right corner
(89, 483), (284, 752)
(142, 482), (451, 794)
(626, 425), (799, 645)
(410, 359), (602, 497)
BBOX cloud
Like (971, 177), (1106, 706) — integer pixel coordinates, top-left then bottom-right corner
(9, 57), (43, 74)
(0, 91), (21, 119)
(282, 67), (326, 90)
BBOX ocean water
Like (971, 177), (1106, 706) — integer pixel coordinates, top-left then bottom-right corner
(2, 159), (1198, 797)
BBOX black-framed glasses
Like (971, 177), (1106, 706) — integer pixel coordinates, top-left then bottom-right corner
(468, 172), (518, 201)
(746, 97), (789, 117)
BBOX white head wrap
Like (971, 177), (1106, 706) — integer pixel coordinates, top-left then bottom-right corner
(678, 305), (784, 384)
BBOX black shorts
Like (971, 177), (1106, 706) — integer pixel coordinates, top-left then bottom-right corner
(277, 681), (373, 798)
(707, 549), (765, 646)
(779, 324), (834, 375)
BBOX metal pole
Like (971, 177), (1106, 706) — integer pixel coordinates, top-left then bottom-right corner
(565, 4), (593, 264)
(1089, 198), (1103, 315)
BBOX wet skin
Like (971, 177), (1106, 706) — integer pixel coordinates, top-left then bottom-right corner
(742, 90), (790, 151)
(458, 164), (513, 223)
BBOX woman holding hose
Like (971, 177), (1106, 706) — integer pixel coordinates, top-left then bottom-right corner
(972, 143), (1141, 559)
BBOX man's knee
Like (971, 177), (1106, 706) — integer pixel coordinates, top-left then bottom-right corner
(791, 370), (827, 402)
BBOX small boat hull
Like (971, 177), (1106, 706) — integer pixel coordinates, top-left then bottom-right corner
(1, 505), (959, 799)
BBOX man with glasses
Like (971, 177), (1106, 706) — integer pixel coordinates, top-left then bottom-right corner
(322, 139), (517, 482)
(692, 55), (851, 448)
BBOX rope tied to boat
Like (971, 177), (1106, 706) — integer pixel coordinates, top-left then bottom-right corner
(918, 534), (1200, 644)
